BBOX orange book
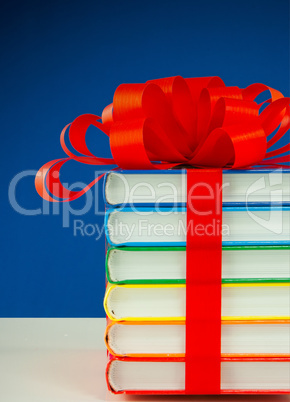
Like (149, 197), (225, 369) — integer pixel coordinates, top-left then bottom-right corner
(105, 320), (290, 358)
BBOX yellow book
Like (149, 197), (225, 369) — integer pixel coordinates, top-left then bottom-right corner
(104, 283), (290, 322)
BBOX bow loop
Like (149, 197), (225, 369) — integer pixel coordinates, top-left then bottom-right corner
(209, 98), (259, 132)
(110, 118), (153, 169)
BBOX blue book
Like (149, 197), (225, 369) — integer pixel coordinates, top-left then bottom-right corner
(105, 206), (290, 247)
(104, 168), (290, 207)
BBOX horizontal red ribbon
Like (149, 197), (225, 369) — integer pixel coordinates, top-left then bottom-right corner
(35, 76), (290, 201)
(186, 169), (222, 394)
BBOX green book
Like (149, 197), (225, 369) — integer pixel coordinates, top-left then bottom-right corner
(106, 246), (290, 285)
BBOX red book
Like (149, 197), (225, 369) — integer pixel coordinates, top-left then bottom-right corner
(106, 355), (290, 395)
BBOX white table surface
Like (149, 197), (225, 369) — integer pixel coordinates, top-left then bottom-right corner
(0, 318), (289, 402)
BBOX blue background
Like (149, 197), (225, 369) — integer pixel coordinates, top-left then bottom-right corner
(1, 0), (289, 317)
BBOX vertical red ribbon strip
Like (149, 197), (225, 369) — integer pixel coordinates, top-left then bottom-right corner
(185, 168), (223, 394)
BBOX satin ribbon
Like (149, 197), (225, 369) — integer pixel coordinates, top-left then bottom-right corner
(186, 169), (222, 394)
(35, 76), (289, 201)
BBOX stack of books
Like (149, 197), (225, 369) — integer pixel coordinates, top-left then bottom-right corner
(103, 169), (290, 394)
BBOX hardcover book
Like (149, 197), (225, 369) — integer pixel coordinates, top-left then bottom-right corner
(105, 320), (290, 357)
(106, 356), (290, 394)
(105, 207), (290, 246)
(104, 169), (290, 206)
(106, 246), (290, 284)
(104, 283), (290, 321)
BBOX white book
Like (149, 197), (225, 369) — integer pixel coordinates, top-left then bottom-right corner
(105, 169), (290, 206)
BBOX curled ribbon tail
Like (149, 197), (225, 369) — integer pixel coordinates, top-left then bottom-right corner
(35, 114), (114, 201)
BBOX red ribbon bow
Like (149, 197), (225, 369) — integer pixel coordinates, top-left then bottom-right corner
(35, 76), (290, 201)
